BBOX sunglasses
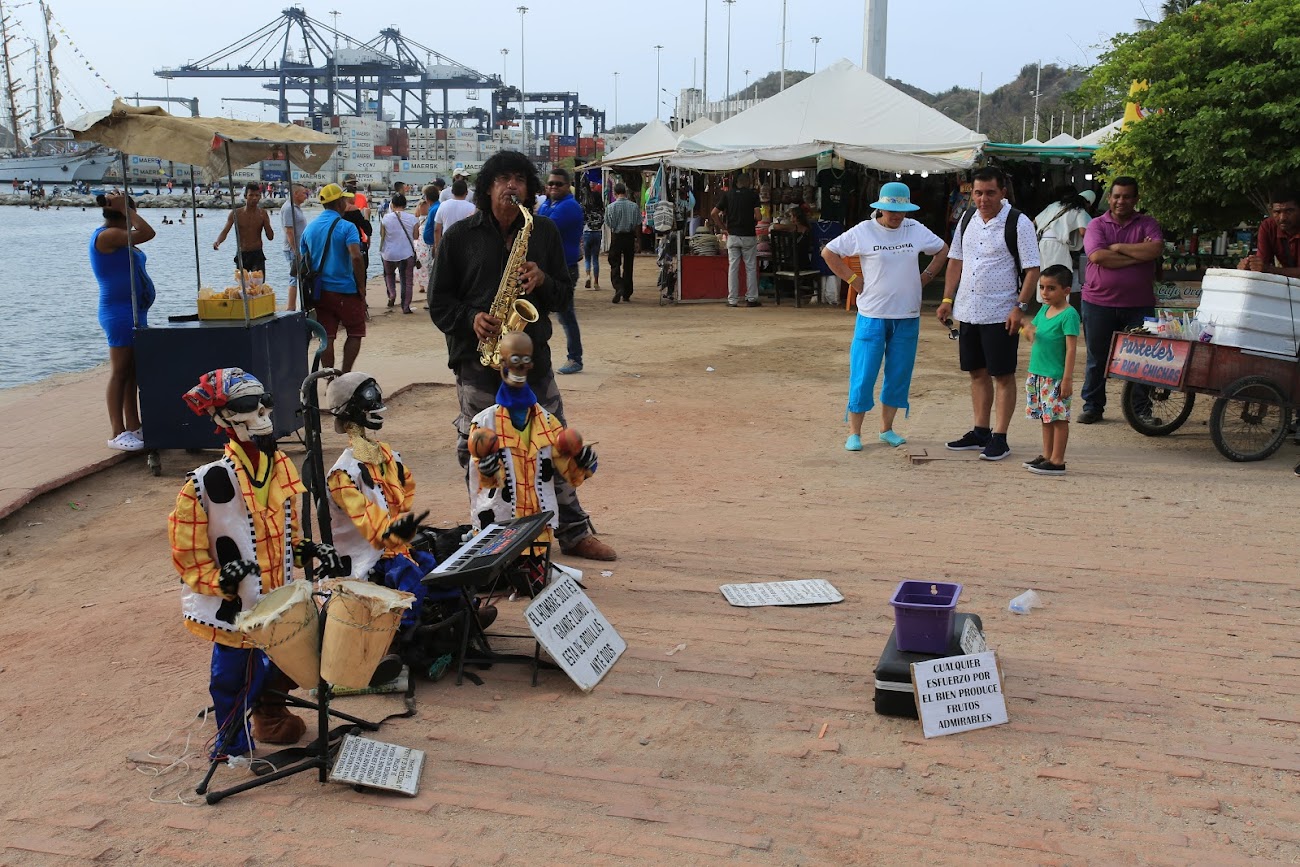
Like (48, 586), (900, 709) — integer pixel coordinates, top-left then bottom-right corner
(546, 181), (568, 187)
(224, 393), (275, 413)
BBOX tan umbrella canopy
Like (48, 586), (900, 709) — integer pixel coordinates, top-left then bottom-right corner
(67, 99), (338, 182)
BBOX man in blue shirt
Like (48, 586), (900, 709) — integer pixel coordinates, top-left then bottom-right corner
(300, 183), (367, 371)
(422, 178), (445, 247)
(537, 168), (586, 374)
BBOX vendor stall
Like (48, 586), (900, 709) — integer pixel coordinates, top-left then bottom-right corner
(69, 101), (339, 471)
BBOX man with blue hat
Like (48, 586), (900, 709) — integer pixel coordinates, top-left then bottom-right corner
(822, 181), (948, 450)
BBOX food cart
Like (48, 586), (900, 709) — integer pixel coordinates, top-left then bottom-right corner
(69, 101), (338, 473)
(1106, 331), (1299, 461)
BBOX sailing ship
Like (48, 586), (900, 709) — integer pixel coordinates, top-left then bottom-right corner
(0, 0), (111, 183)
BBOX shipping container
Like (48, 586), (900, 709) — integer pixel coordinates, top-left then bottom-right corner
(342, 158), (386, 173)
(373, 145), (394, 157)
(338, 171), (386, 188)
(435, 129), (448, 141)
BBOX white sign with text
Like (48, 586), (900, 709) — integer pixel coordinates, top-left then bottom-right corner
(525, 576), (625, 692)
(719, 579), (844, 607)
(911, 651), (1009, 738)
(328, 734), (425, 795)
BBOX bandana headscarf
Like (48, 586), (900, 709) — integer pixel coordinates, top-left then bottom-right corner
(183, 368), (264, 416)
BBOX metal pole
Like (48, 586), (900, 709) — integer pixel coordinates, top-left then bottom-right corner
(1032, 60), (1041, 140)
(975, 72), (982, 134)
(517, 6), (528, 154)
(779, 0), (787, 91)
(613, 71), (619, 129)
(702, 0), (708, 119)
(724, 0), (734, 118)
(812, 36), (820, 73)
(654, 46), (664, 121)
(190, 166), (201, 294)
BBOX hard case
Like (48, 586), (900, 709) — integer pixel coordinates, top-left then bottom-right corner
(873, 612), (985, 718)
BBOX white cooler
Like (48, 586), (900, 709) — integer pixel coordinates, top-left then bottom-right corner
(1197, 268), (1300, 357)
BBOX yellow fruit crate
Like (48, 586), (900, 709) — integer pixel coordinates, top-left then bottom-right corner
(197, 293), (277, 321)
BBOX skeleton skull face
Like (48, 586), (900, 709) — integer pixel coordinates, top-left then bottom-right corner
(215, 381), (275, 441)
(499, 332), (533, 386)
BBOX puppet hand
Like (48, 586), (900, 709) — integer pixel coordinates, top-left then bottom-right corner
(297, 540), (347, 576)
(386, 510), (431, 543)
(215, 596), (243, 624)
(218, 559), (259, 598)
(477, 452), (502, 477)
(575, 446), (598, 472)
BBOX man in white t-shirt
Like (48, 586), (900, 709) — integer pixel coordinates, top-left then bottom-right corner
(935, 166), (1041, 462)
(822, 182), (948, 451)
(279, 184), (309, 311)
(433, 179), (476, 254)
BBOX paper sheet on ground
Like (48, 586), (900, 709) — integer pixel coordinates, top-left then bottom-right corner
(719, 579), (844, 607)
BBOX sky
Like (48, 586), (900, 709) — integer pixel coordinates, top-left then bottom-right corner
(12, 0), (1156, 131)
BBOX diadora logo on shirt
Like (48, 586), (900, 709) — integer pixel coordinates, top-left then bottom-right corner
(872, 243), (915, 252)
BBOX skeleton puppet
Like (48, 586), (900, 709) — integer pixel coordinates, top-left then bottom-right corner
(168, 368), (342, 758)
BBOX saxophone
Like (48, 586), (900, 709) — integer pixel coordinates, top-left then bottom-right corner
(478, 195), (540, 369)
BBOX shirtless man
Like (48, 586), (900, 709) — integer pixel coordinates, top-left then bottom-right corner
(214, 183), (275, 275)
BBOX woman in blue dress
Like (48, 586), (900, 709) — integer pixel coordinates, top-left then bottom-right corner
(89, 192), (156, 451)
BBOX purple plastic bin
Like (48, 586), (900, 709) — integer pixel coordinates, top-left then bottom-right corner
(890, 580), (962, 654)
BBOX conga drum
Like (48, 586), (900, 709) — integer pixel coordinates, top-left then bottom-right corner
(320, 580), (415, 689)
(234, 580), (321, 690)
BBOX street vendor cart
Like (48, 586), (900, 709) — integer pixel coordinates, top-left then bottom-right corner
(68, 101), (339, 473)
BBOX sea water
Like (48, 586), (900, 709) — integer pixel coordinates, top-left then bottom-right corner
(0, 204), (384, 390)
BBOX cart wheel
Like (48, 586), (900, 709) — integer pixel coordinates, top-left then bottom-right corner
(1208, 375), (1292, 462)
(1121, 382), (1196, 436)
(147, 450), (162, 477)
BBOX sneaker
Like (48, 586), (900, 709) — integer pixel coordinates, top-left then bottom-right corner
(1135, 411), (1162, 427)
(585, 276), (591, 288)
(1077, 409), (1103, 424)
(1022, 454), (1048, 469)
(1028, 460), (1067, 476)
(558, 360), (583, 375)
(844, 434), (863, 452)
(946, 430), (990, 451)
(745, 299), (763, 308)
(107, 431), (144, 452)
(727, 301), (739, 308)
(612, 292), (622, 304)
(979, 438), (1012, 461)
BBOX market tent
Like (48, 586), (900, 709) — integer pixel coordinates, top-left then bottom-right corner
(1079, 119), (1123, 145)
(670, 58), (985, 171)
(591, 119), (680, 168)
(1044, 133), (1078, 146)
(67, 99), (338, 182)
(675, 117), (715, 140)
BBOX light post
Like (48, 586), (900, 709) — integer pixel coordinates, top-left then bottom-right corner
(811, 36), (820, 72)
(613, 71), (619, 129)
(500, 48), (508, 86)
(517, 6), (528, 153)
(779, 0), (787, 91)
(724, 0), (735, 118)
(654, 44), (664, 121)
(1031, 59), (1041, 141)
(702, 0), (708, 120)
(662, 88), (679, 130)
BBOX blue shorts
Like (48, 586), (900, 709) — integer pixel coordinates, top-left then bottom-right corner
(99, 304), (148, 348)
(847, 315), (920, 416)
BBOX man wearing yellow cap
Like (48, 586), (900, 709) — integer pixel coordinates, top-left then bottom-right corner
(301, 184), (367, 371)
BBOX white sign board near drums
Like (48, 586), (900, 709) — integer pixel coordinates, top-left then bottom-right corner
(525, 576), (625, 691)
(911, 651), (1009, 738)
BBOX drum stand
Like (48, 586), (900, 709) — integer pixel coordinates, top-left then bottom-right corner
(196, 367), (392, 805)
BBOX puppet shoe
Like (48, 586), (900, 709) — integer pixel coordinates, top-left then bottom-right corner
(879, 430), (907, 447)
(251, 704), (306, 744)
(561, 535), (617, 561)
(844, 434), (863, 452)
(369, 653), (405, 687)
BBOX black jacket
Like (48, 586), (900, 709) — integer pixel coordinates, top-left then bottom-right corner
(428, 207), (573, 383)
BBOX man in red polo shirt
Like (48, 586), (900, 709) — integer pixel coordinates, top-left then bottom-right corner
(1078, 176), (1164, 425)
(1237, 191), (1300, 278)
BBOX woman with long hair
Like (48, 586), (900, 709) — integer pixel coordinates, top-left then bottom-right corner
(90, 192), (156, 451)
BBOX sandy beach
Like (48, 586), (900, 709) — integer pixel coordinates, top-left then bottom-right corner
(1, 259), (1297, 865)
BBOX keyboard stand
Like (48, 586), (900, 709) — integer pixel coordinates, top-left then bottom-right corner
(455, 539), (557, 687)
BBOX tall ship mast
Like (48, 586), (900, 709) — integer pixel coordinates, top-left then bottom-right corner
(0, 0), (112, 183)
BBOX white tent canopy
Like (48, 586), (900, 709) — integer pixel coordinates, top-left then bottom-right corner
(592, 119), (679, 167)
(1044, 133), (1078, 146)
(675, 117), (715, 140)
(1079, 119), (1123, 146)
(669, 59), (985, 172)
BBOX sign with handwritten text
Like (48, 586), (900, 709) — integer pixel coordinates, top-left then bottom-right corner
(525, 576), (625, 692)
(1107, 333), (1191, 387)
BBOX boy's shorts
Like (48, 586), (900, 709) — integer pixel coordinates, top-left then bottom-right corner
(1026, 373), (1071, 422)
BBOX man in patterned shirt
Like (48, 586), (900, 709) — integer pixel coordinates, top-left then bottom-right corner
(936, 167), (1041, 462)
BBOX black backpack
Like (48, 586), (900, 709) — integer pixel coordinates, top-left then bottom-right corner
(957, 206), (1028, 281)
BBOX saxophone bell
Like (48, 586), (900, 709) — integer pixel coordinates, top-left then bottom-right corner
(504, 298), (539, 333)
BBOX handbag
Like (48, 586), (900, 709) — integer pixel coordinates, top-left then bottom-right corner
(296, 215), (342, 309)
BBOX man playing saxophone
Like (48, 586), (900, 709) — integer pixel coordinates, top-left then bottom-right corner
(428, 150), (617, 561)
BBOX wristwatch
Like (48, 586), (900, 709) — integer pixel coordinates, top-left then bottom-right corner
(1016, 301), (1030, 313)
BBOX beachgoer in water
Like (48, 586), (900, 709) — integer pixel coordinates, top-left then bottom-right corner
(90, 193), (157, 452)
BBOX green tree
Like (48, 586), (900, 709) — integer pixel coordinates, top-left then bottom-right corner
(1077, 0), (1300, 233)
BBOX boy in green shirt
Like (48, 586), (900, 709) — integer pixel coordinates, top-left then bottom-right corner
(1023, 264), (1081, 475)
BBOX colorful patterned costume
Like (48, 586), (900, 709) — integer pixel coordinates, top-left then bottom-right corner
(468, 401), (593, 545)
(169, 442), (306, 757)
(327, 442), (432, 629)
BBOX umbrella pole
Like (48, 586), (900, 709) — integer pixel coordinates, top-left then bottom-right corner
(189, 166), (200, 294)
(225, 141), (252, 325)
(123, 151), (138, 330)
